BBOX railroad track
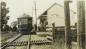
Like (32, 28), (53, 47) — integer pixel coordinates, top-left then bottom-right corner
(2, 34), (31, 49)
(2, 34), (52, 49)
(1, 34), (22, 49)
(1, 32), (18, 44)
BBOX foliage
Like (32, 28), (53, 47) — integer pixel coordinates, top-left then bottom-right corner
(12, 26), (17, 31)
(1, 1), (10, 31)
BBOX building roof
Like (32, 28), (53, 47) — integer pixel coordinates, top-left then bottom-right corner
(39, 2), (76, 19)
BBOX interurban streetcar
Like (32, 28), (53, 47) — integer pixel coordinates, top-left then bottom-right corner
(17, 14), (33, 34)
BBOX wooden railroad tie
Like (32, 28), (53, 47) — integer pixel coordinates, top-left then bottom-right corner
(7, 41), (28, 46)
(31, 40), (52, 45)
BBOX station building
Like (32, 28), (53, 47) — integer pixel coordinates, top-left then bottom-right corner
(38, 3), (76, 31)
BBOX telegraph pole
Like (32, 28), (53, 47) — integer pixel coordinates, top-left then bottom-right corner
(77, 0), (85, 49)
(32, 7), (35, 31)
(64, 0), (71, 49)
(34, 1), (37, 31)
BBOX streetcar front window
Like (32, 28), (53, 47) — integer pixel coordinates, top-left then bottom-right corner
(20, 19), (28, 24)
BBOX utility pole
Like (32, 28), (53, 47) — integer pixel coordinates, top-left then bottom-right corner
(64, 0), (71, 49)
(77, 0), (85, 49)
(0, 4), (1, 31)
(32, 7), (35, 31)
(34, 1), (37, 31)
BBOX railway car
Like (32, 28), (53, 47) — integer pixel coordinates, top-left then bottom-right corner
(17, 14), (33, 34)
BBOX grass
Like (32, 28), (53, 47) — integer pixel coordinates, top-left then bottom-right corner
(52, 34), (77, 49)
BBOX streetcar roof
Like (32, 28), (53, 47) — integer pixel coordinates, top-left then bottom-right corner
(18, 13), (32, 19)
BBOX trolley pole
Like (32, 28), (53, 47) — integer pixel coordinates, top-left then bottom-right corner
(64, 0), (71, 49)
(77, 0), (85, 49)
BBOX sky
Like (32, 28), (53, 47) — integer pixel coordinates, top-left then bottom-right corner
(1, 0), (86, 26)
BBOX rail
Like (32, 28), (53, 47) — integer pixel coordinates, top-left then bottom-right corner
(1, 34), (22, 49)
(27, 34), (31, 49)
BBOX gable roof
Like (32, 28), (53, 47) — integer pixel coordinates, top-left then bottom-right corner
(39, 2), (76, 18)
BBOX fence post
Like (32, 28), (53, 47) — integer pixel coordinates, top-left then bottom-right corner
(52, 23), (55, 42)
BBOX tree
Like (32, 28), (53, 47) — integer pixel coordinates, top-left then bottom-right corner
(1, 2), (9, 31)
(12, 26), (17, 32)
